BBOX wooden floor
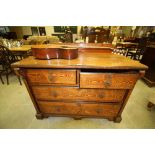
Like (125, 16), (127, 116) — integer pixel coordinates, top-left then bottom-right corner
(0, 74), (155, 129)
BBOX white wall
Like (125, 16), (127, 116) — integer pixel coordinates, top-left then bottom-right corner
(22, 26), (32, 35)
(45, 26), (54, 35)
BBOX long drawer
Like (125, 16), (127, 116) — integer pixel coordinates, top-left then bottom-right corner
(80, 72), (139, 89)
(32, 86), (126, 102)
(25, 69), (77, 85)
(38, 101), (121, 117)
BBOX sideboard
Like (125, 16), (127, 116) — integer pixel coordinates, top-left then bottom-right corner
(12, 46), (147, 122)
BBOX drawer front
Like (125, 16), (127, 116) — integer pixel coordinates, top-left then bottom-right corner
(32, 86), (126, 102)
(80, 103), (121, 117)
(80, 73), (139, 89)
(38, 101), (81, 115)
(26, 69), (77, 85)
(38, 101), (121, 117)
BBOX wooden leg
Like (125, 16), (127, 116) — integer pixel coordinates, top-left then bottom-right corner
(6, 72), (9, 85)
(147, 102), (155, 111)
(108, 117), (114, 121)
(0, 74), (4, 84)
(36, 113), (44, 119)
(114, 116), (122, 123)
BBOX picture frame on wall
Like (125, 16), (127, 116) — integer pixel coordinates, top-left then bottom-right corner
(31, 27), (39, 36)
(39, 27), (46, 36)
(54, 26), (77, 34)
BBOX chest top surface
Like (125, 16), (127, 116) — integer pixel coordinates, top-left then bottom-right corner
(12, 51), (147, 70)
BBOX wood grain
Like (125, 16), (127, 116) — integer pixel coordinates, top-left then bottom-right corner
(80, 72), (139, 89)
(26, 69), (77, 85)
(32, 86), (126, 102)
(38, 101), (121, 117)
(12, 52), (147, 70)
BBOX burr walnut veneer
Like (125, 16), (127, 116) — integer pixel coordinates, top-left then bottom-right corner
(12, 48), (147, 122)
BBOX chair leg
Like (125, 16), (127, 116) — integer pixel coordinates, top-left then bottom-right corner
(6, 71), (9, 85)
(0, 74), (4, 84)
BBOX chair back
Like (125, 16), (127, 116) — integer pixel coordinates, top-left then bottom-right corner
(0, 45), (16, 69)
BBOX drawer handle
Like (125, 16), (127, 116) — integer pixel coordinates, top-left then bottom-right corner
(103, 74), (112, 87)
(104, 81), (111, 87)
(52, 106), (61, 112)
(96, 109), (103, 114)
(51, 91), (58, 97)
(98, 94), (104, 98)
(48, 71), (56, 82)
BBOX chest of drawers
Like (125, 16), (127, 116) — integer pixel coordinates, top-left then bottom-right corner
(12, 49), (147, 122)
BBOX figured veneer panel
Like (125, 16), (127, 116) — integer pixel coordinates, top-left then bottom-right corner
(26, 69), (77, 85)
(80, 73), (139, 89)
(37, 101), (121, 117)
(32, 86), (126, 102)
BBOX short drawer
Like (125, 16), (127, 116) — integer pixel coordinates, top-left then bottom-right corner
(38, 101), (121, 117)
(25, 69), (77, 85)
(32, 86), (126, 102)
(80, 72), (139, 89)
(38, 101), (81, 115)
(80, 103), (121, 117)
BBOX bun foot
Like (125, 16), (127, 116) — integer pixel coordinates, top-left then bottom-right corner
(147, 102), (155, 111)
(114, 116), (122, 123)
(73, 117), (82, 120)
(36, 113), (44, 119)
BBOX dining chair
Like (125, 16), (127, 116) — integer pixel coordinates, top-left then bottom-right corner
(0, 45), (22, 85)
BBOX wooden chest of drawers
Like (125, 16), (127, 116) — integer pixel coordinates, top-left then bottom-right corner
(12, 49), (147, 123)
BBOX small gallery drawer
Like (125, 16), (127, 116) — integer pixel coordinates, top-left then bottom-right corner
(80, 72), (139, 89)
(32, 86), (126, 102)
(25, 69), (77, 85)
(37, 101), (121, 117)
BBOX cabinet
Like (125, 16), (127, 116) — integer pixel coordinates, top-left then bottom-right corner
(12, 48), (147, 122)
(140, 44), (155, 87)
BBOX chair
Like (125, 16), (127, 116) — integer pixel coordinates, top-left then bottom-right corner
(0, 45), (22, 85)
(64, 33), (73, 43)
(126, 38), (148, 60)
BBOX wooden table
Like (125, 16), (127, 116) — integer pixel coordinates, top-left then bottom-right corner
(9, 45), (32, 59)
(12, 46), (147, 123)
(9, 45), (32, 52)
